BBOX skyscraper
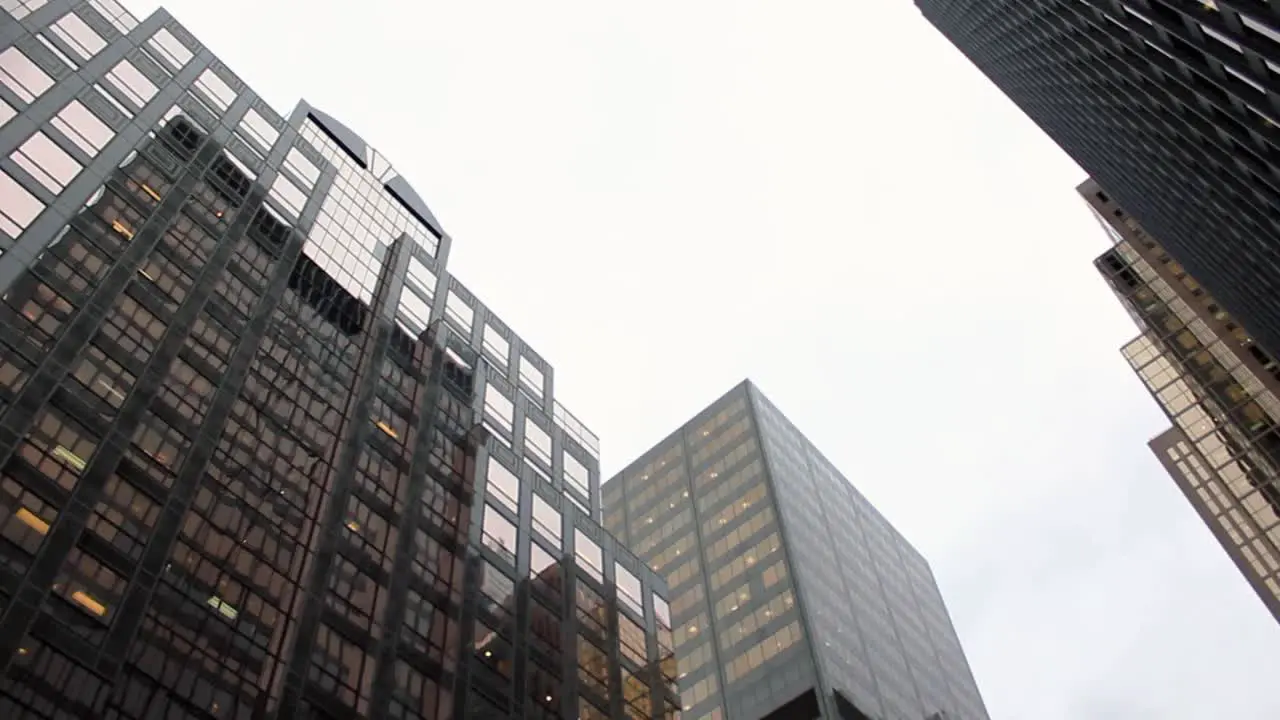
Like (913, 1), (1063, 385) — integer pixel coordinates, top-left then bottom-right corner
(1086, 178), (1280, 625)
(603, 381), (989, 720)
(917, 0), (1280, 357)
(0, 2), (675, 718)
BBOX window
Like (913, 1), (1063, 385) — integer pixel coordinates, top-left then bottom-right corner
(0, 48), (55, 102)
(481, 504), (517, 565)
(147, 28), (193, 69)
(194, 68), (236, 112)
(618, 613), (647, 666)
(530, 542), (561, 598)
(11, 132), (82, 193)
(483, 323), (509, 365)
(616, 563), (643, 615)
(525, 418), (551, 466)
(445, 290), (472, 333)
(575, 529), (602, 581)
(285, 147), (321, 187)
(484, 383), (514, 433)
(564, 452), (591, 497)
(0, 170), (44, 237)
(532, 494), (560, 544)
(477, 560), (515, 624)
(50, 100), (114, 156)
(240, 108), (280, 152)
(519, 356), (544, 399)
(485, 459), (520, 512)
(49, 13), (107, 61)
(269, 173), (308, 219)
(105, 60), (158, 107)
(577, 636), (609, 698)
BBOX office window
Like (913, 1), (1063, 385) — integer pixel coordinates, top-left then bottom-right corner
(519, 356), (544, 400)
(11, 131), (82, 193)
(50, 100), (114, 156)
(616, 562), (643, 615)
(0, 169), (44, 237)
(575, 529), (602, 581)
(577, 636), (609, 699)
(147, 28), (193, 69)
(618, 613), (647, 666)
(445, 290), (472, 333)
(564, 452), (591, 498)
(524, 417), (551, 467)
(477, 451), (517, 508)
(0, 48), (55, 102)
(481, 504), (516, 565)
(269, 173), (308, 219)
(49, 13), (107, 61)
(194, 68), (236, 112)
(483, 323), (509, 365)
(484, 383), (513, 433)
(105, 60), (158, 107)
(530, 541), (562, 600)
(532, 494), (560, 544)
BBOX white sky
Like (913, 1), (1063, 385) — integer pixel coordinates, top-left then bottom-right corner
(127, 0), (1280, 716)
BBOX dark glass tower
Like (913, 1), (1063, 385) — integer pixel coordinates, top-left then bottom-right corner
(917, 0), (1280, 356)
(0, 2), (674, 719)
(1086, 178), (1280, 625)
(603, 382), (988, 720)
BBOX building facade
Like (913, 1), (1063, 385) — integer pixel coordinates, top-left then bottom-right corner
(1086, 178), (1280, 625)
(917, 0), (1280, 357)
(0, 2), (675, 718)
(603, 382), (988, 720)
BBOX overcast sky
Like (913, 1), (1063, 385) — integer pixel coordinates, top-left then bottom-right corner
(125, 0), (1280, 716)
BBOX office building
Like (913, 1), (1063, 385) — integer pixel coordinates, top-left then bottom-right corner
(917, 0), (1280, 357)
(0, 2), (676, 718)
(603, 382), (989, 720)
(1087, 178), (1280, 625)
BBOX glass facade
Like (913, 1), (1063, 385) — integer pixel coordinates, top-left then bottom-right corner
(604, 383), (989, 720)
(1088, 179), (1280, 625)
(917, 0), (1280, 362)
(0, 3), (669, 719)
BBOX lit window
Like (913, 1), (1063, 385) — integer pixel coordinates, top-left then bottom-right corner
(15, 507), (50, 535)
(375, 420), (398, 438)
(71, 590), (106, 616)
(53, 445), (87, 472)
(205, 595), (238, 620)
(0, 48), (55, 102)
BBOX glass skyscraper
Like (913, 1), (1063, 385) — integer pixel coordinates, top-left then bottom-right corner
(1087, 178), (1280, 625)
(0, 2), (675, 718)
(603, 381), (988, 720)
(917, 0), (1280, 359)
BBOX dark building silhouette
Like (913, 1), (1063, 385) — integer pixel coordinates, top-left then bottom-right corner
(1086, 178), (1280, 626)
(917, 0), (1280, 357)
(603, 382), (989, 720)
(0, 2), (673, 718)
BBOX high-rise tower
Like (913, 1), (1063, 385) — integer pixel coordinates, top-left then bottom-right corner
(918, 0), (1280, 357)
(604, 381), (988, 720)
(0, 3), (674, 718)
(1087, 177), (1280, 625)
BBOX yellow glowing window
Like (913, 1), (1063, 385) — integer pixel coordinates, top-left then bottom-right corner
(375, 421), (398, 439)
(53, 446), (87, 471)
(71, 591), (106, 617)
(140, 184), (161, 202)
(15, 507), (49, 535)
(139, 268), (156, 282)
(111, 220), (134, 239)
(206, 595), (239, 620)
(345, 519), (361, 532)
